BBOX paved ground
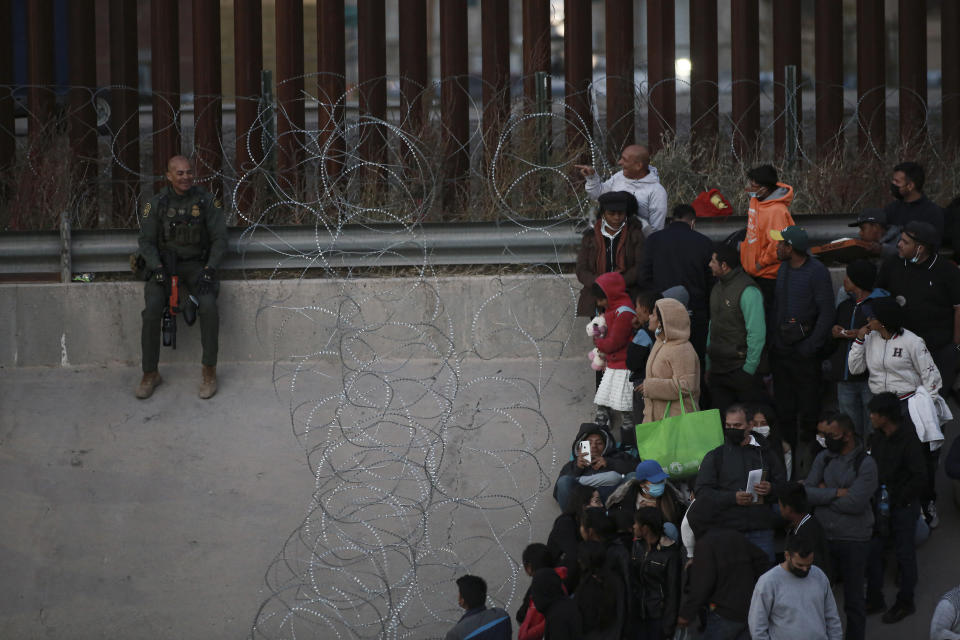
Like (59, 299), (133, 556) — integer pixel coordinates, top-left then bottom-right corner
(1, 361), (957, 639)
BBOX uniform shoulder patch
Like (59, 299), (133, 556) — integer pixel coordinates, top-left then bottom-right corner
(142, 202), (151, 218)
(213, 199), (222, 209)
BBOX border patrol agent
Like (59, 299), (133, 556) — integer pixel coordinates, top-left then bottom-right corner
(136, 155), (227, 399)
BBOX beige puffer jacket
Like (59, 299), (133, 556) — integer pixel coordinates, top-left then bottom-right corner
(642, 297), (701, 423)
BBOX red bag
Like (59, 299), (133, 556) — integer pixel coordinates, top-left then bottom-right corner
(691, 189), (733, 217)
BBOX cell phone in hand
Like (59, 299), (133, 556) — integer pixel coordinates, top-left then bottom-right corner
(579, 440), (591, 464)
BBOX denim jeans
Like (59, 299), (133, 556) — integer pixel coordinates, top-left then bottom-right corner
(866, 502), (920, 606)
(702, 611), (750, 640)
(553, 474), (626, 510)
(836, 380), (873, 441)
(829, 539), (869, 640)
(743, 528), (775, 565)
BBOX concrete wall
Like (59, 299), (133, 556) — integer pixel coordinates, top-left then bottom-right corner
(1, 274), (592, 368)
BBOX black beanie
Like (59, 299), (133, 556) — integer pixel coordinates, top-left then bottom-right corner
(870, 296), (904, 333)
(846, 259), (877, 291)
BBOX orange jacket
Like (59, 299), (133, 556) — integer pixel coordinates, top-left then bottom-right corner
(740, 183), (795, 280)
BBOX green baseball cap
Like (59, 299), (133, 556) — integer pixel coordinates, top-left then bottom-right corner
(769, 225), (809, 252)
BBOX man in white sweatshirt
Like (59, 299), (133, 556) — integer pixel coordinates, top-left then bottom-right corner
(575, 145), (668, 237)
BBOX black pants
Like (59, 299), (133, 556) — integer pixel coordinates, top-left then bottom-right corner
(866, 502), (920, 606)
(931, 342), (959, 398)
(770, 350), (821, 463)
(829, 539), (869, 640)
(709, 367), (769, 414)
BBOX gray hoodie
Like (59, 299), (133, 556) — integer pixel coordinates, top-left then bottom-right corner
(802, 443), (878, 542)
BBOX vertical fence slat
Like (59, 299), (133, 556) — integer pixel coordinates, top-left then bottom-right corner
(234, 0), (262, 214)
(192, 0), (222, 199)
(647, 0), (675, 153)
(943, 0), (960, 147)
(815, 0), (844, 159)
(689, 0), (718, 149)
(110, 0), (140, 221)
(357, 0), (386, 163)
(0, 0), (12, 174)
(898, 0), (927, 146)
(440, 0), (469, 207)
(563, 0), (591, 155)
(482, 0), (510, 150)
(773, 0), (801, 158)
(275, 0), (304, 186)
(605, 0), (634, 154)
(731, 0), (760, 158)
(317, 0), (344, 178)
(522, 0), (550, 104)
(857, 0), (885, 154)
(68, 0), (97, 186)
(27, 0), (54, 146)
(151, 0), (181, 185)
(399, 0), (427, 132)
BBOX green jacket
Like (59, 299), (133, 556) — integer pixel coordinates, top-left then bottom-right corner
(137, 186), (227, 272)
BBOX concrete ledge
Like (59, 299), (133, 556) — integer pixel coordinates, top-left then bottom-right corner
(1, 274), (592, 368)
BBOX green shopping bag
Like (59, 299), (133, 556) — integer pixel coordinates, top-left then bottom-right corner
(634, 388), (723, 478)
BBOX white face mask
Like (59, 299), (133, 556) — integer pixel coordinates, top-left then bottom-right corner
(816, 434), (827, 449)
(747, 191), (758, 199)
(753, 425), (770, 438)
(909, 246), (922, 264)
(601, 219), (625, 239)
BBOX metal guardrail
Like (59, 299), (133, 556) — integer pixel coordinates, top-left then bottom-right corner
(0, 214), (859, 277)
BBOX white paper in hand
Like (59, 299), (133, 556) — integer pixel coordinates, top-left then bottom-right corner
(746, 469), (763, 503)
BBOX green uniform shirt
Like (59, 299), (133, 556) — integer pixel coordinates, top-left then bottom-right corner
(137, 185), (227, 272)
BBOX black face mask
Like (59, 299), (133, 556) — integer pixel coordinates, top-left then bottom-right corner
(789, 566), (810, 579)
(825, 435), (846, 454)
(891, 183), (904, 200)
(724, 427), (745, 446)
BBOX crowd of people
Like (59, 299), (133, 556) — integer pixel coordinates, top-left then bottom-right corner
(446, 151), (960, 640)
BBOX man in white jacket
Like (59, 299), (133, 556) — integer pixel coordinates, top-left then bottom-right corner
(575, 144), (668, 237)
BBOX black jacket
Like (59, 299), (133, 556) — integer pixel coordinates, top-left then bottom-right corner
(530, 569), (583, 640)
(678, 528), (770, 623)
(867, 422), (927, 508)
(630, 536), (682, 637)
(638, 221), (714, 311)
(547, 514), (581, 581)
(694, 434), (787, 532)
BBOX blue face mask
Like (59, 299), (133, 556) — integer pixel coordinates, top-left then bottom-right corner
(647, 481), (666, 497)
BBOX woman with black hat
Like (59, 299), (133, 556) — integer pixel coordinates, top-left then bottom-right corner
(847, 296), (942, 402)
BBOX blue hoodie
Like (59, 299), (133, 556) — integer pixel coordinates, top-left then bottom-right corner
(826, 287), (889, 382)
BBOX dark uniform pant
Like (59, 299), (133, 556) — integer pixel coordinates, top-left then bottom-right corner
(141, 260), (219, 372)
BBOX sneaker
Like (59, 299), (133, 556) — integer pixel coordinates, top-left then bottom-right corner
(881, 601), (916, 624)
(925, 501), (940, 528)
(594, 407), (609, 426)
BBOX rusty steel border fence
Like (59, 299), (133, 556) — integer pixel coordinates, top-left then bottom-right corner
(1, 1), (958, 230)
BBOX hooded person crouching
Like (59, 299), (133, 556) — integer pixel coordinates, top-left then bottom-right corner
(554, 423), (639, 509)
